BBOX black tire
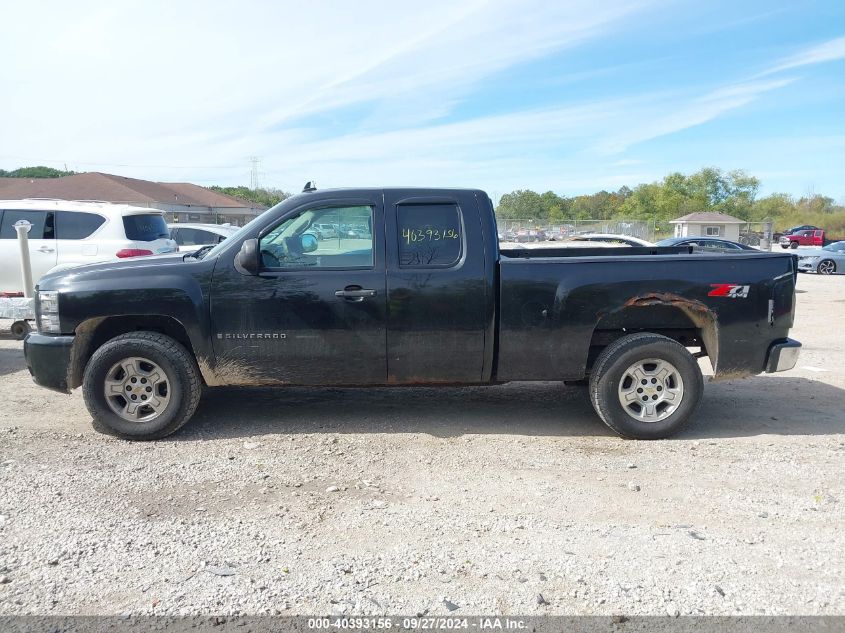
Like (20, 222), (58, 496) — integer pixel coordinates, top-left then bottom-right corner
(11, 320), (31, 341)
(817, 259), (836, 275)
(790, 241), (799, 249)
(82, 331), (202, 440)
(589, 333), (703, 440)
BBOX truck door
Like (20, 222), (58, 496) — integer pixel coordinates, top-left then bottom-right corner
(383, 191), (489, 383)
(209, 197), (387, 384)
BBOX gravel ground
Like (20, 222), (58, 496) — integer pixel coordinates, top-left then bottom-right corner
(0, 273), (843, 616)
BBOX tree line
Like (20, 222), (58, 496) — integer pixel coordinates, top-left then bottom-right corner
(0, 166), (77, 178)
(496, 167), (845, 232)
(207, 186), (291, 208)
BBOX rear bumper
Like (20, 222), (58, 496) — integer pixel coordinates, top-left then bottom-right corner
(765, 338), (801, 373)
(23, 332), (75, 393)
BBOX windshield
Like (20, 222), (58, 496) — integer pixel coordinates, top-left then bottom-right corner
(823, 241), (845, 252)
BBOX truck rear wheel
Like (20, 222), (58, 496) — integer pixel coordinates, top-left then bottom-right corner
(588, 333), (703, 439)
(82, 331), (201, 440)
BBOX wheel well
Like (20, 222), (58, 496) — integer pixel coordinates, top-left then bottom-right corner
(587, 302), (718, 374)
(69, 315), (195, 389)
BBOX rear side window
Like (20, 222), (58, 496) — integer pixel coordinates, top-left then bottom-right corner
(0, 210), (53, 239)
(397, 204), (462, 268)
(55, 211), (106, 240)
(123, 214), (169, 241)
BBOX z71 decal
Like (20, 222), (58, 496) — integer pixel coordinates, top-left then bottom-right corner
(709, 284), (750, 298)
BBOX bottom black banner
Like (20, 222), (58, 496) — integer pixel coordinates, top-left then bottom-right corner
(0, 616), (842, 633)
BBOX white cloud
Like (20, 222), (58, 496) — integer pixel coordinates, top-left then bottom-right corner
(759, 35), (845, 76)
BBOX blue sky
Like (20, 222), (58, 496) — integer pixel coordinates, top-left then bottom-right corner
(1, 0), (844, 201)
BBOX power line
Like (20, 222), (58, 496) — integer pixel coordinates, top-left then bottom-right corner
(0, 155), (243, 170)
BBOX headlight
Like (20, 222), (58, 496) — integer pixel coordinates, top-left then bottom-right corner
(37, 290), (61, 333)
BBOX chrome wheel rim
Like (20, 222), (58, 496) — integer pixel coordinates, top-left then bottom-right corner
(818, 260), (835, 275)
(104, 357), (171, 422)
(617, 358), (684, 423)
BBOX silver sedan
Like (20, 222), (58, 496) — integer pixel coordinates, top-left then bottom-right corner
(797, 241), (845, 275)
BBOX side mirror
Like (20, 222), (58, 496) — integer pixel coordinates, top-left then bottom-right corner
(300, 233), (318, 253)
(234, 238), (259, 275)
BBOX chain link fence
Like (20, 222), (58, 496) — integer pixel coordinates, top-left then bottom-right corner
(739, 220), (774, 250)
(497, 218), (670, 242)
(497, 218), (775, 248)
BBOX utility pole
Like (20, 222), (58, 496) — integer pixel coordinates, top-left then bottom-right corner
(248, 156), (261, 190)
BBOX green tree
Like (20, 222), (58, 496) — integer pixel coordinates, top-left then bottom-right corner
(797, 194), (835, 214)
(208, 186), (291, 208)
(752, 193), (795, 221)
(496, 190), (545, 219)
(0, 165), (76, 178)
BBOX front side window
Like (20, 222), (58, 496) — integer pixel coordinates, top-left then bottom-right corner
(123, 214), (169, 241)
(259, 205), (374, 269)
(0, 210), (52, 239)
(397, 203), (462, 268)
(55, 211), (106, 240)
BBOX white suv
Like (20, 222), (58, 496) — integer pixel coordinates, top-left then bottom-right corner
(0, 199), (177, 293)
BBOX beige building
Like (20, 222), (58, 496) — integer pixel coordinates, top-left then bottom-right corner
(0, 172), (265, 226)
(670, 211), (745, 241)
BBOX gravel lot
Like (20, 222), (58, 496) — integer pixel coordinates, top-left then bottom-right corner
(0, 273), (843, 616)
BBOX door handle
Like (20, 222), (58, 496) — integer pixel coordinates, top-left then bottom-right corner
(37, 246), (55, 253)
(335, 287), (377, 301)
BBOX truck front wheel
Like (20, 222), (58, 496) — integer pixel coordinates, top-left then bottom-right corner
(82, 332), (202, 440)
(588, 333), (703, 439)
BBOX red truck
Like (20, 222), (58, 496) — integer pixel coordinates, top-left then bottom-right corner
(780, 229), (825, 249)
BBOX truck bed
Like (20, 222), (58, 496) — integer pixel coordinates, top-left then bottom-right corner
(495, 249), (798, 382)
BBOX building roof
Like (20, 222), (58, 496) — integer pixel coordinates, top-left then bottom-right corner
(669, 211), (746, 224)
(0, 172), (263, 209)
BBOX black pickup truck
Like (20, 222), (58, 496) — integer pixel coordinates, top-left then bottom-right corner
(24, 187), (801, 440)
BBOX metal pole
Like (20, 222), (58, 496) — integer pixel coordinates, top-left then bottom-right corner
(14, 220), (34, 298)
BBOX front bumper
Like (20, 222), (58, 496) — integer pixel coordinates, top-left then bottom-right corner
(797, 259), (818, 272)
(764, 338), (801, 373)
(23, 332), (75, 393)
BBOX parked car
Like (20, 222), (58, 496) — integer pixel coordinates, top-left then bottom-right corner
(25, 186), (800, 442)
(168, 223), (238, 252)
(656, 237), (757, 253)
(797, 241), (845, 275)
(513, 228), (546, 242)
(569, 233), (654, 247)
(311, 223), (339, 239)
(780, 229), (825, 249)
(1, 199), (177, 293)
